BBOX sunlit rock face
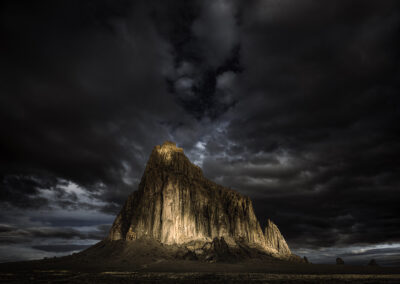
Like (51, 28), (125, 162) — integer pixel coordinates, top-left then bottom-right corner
(264, 219), (291, 255)
(108, 141), (292, 257)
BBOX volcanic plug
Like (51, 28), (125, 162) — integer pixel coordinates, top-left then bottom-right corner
(107, 141), (292, 259)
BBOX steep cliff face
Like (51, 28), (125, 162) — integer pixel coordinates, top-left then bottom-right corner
(108, 141), (291, 257)
(264, 219), (291, 255)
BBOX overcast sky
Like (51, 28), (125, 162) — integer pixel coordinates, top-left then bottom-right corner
(1, 0), (400, 265)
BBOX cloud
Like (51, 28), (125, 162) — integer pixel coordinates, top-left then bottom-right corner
(0, 224), (109, 244)
(31, 244), (91, 253)
(192, 0), (239, 67)
(0, 0), (183, 211)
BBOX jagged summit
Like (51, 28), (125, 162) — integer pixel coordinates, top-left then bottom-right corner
(107, 141), (296, 261)
(157, 141), (184, 152)
(145, 141), (203, 180)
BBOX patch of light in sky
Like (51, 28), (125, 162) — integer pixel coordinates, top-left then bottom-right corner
(275, 149), (290, 166)
(38, 180), (109, 208)
(191, 140), (208, 167)
(195, 141), (206, 151)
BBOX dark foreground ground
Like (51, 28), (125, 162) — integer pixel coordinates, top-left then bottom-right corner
(1, 258), (400, 283)
(1, 270), (400, 284)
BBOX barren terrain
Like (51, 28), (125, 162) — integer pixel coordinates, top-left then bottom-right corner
(1, 254), (399, 283)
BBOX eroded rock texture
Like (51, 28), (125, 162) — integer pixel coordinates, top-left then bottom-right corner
(264, 219), (291, 255)
(108, 141), (292, 257)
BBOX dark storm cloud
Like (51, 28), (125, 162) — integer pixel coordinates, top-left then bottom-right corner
(200, 0), (400, 250)
(0, 224), (109, 244)
(1, 0), (400, 264)
(0, 0), (180, 208)
(0, 175), (50, 209)
(0, 0), (243, 211)
(154, 0), (241, 119)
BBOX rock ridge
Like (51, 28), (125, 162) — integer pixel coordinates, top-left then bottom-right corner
(264, 219), (291, 255)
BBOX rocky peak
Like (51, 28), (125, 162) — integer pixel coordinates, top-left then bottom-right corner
(154, 141), (184, 159)
(145, 141), (203, 180)
(108, 142), (293, 259)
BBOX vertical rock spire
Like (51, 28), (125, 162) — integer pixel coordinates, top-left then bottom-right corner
(264, 219), (291, 255)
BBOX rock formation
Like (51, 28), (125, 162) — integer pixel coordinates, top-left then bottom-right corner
(108, 141), (294, 259)
(336, 257), (345, 265)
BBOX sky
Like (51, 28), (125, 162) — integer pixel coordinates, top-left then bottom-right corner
(1, 0), (400, 266)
